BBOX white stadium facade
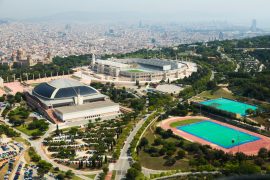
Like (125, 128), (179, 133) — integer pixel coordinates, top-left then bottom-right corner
(87, 54), (197, 83)
(25, 78), (121, 124)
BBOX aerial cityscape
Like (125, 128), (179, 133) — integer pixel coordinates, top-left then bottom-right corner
(1, 0), (270, 180)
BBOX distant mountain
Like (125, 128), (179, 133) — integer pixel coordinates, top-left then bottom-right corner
(0, 19), (9, 24)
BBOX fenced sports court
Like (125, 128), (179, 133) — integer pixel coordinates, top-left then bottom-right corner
(200, 98), (257, 116)
(178, 120), (260, 149)
(160, 116), (270, 155)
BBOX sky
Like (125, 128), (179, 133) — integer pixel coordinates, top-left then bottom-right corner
(0, 0), (269, 26)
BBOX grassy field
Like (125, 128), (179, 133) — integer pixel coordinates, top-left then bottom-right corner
(170, 119), (203, 128)
(12, 136), (30, 146)
(72, 176), (84, 180)
(127, 69), (144, 72)
(191, 88), (235, 102)
(16, 125), (39, 136)
(84, 174), (96, 179)
(139, 122), (192, 171)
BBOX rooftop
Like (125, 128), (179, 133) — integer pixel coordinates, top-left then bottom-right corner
(48, 78), (84, 89)
(55, 100), (118, 114)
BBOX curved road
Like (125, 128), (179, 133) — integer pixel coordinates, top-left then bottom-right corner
(114, 113), (151, 180)
(1, 119), (100, 180)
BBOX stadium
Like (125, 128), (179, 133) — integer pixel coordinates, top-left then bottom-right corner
(88, 54), (197, 82)
(25, 78), (120, 124)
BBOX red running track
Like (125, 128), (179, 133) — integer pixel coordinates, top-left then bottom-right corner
(160, 116), (270, 155)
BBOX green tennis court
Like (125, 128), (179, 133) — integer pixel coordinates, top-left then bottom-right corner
(177, 120), (260, 148)
(200, 98), (257, 116)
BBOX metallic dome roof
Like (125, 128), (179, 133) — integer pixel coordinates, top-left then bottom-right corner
(33, 78), (99, 100)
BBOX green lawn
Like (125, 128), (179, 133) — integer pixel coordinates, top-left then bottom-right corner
(12, 136), (31, 146)
(198, 88), (235, 100)
(72, 176), (84, 180)
(84, 174), (96, 179)
(127, 69), (144, 72)
(16, 125), (39, 136)
(170, 119), (202, 128)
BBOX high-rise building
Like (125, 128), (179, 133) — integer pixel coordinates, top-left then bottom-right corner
(250, 19), (257, 32)
(0, 77), (4, 87)
(219, 32), (224, 40)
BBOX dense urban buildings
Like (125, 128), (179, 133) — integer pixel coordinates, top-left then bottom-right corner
(0, 21), (267, 63)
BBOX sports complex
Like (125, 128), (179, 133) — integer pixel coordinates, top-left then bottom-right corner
(160, 116), (270, 155)
(86, 54), (197, 83)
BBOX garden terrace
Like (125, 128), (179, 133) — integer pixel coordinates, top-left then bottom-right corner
(43, 116), (133, 170)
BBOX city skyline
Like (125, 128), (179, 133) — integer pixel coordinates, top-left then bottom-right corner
(0, 0), (270, 27)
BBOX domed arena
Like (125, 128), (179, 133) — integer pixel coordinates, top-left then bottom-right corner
(32, 78), (101, 103)
(26, 78), (120, 125)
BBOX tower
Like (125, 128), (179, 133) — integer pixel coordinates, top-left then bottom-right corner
(250, 19), (257, 32)
(0, 77), (3, 87)
(27, 55), (35, 66)
(219, 32), (224, 41)
(46, 52), (53, 63)
(17, 49), (23, 61)
(91, 53), (96, 66)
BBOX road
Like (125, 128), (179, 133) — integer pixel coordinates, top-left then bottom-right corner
(114, 114), (151, 180)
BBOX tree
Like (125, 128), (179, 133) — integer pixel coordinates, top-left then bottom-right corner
(235, 152), (246, 162)
(206, 81), (217, 90)
(258, 148), (268, 159)
(153, 138), (162, 146)
(29, 147), (41, 162)
(164, 157), (176, 166)
(65, 170), (74, 179)
(139, 137), (148, 149)
(56, 124), (60, 135)
(31, 130), (43, 139)
(102, 166), (109, 175)
(131, 162), (141, 171)
(177, 150), (186, 159)
(37, 160), (52, 176)
(238, 162), (261, 174)
(56, 173), (65, 180)
(126, 168), (139, 180)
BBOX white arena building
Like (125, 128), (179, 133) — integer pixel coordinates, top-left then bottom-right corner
(86, 54), (197, 83)
(25, 78), (120, 124)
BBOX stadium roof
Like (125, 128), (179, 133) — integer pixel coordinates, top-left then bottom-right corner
(33, 78), (99, 100)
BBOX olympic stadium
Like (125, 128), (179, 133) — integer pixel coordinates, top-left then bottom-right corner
(89, 54), (197, 82)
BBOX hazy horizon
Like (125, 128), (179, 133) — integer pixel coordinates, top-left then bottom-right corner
(0, 0), (270, 27)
